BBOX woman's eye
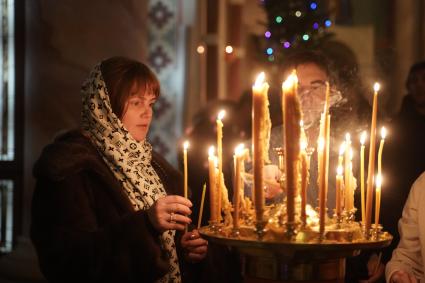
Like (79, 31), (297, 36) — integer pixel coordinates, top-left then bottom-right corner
(130, 100), (141, 106)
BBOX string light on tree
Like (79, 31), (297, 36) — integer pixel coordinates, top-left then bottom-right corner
(260, 0), (333, 63)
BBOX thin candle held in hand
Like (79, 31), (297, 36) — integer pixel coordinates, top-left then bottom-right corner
(183, 141), (190, 200)
(183, 141), (189, 233)
(198, 183), (207, 229)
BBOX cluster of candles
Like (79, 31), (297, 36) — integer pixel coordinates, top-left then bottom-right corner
(182, 71), (387, 237)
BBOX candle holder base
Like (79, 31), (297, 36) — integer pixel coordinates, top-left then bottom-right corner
(255, 220), (267, 240)
(208, 221), (222, 234)
(285, 221), (298, 240)
(343, 208), (357, 224)
(232, 227), (241, 238)
(372, 224), (383, 240)
(333, 210), (343, 228)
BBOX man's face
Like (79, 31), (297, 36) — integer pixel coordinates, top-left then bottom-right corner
(295, 63), (328, 128)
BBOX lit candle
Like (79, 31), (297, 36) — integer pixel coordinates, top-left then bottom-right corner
(183, 141), (190, 200)
(300, 137), (308, 225)
(375, 174), (382, 227)
(183, 141), (189, 232)
(233, 144), (245, 229)
(360, 131), (367, 224)
(377, 127), (387, 178)
(208, 146), (218, 222)
(252, 72), (270, 223)
(198, 183), (207, 229)
(344, 133), (352, 210)
(366, 82), (380, 233)
(336, 166), (343, 216)
(216, 110), (225, 221)
(282, 71), (301, 224)
(318, 137), (326, 235)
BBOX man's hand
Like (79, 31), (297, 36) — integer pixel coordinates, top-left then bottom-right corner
(390, 270), (418, 283)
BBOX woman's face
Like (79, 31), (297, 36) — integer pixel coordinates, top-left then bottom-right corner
(121, 83), (156, 141)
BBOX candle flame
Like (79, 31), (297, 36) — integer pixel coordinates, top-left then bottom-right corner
(345, 133), (351, 142)
(339, 142), (346, 156)
(282, 70), (298, 91)
(254, 72), (265, 88)
(208, 145), (215, 157)
(360, 131), (367, 145)
(183, 141), (190, 150)
(373, 82), (380, 92)
(217, 110), (225, 121)
(337, 166), (343, 176)
(235, 143), (245, 155)
(300, 120), (304, 127)
(381, 127), (387, 139)
(376, 174), (383, 187)
(349, 148), (353, 160)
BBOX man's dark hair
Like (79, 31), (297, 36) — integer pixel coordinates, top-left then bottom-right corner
(280, 49), (332, 79)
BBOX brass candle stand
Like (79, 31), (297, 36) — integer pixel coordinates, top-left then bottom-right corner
(200, 211), (392, 282)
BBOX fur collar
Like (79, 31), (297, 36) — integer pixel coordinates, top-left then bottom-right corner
(33, 130), (112, 181)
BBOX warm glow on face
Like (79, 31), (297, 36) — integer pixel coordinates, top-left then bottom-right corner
(282, 70), (298, 91)
(374, 82), (380, 92)
(337, 166), (343, 176)
(208, 146), (215, 157)
(381, 127), (387, 139)
(360, 131), (367, 145)
(254, 72), (266, 88)
(217, 110), (226, 121)
(183, 141), (190, 150)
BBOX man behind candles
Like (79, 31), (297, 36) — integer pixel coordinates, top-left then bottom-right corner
(263, 50), (380, 282)
(31, 57), (207, 283)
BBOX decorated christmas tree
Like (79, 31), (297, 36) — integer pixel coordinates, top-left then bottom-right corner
(259, 0), (334, 63)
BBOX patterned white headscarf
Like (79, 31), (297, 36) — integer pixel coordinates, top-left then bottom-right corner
(81, 63), (181, 283)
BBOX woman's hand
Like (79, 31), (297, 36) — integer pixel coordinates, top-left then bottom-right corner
(180, 230), (208, 263)
(147, 195), (192, 232)
(390, 270), (418, 283)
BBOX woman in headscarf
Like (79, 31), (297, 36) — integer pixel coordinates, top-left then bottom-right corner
(31, 56), (208, 283)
